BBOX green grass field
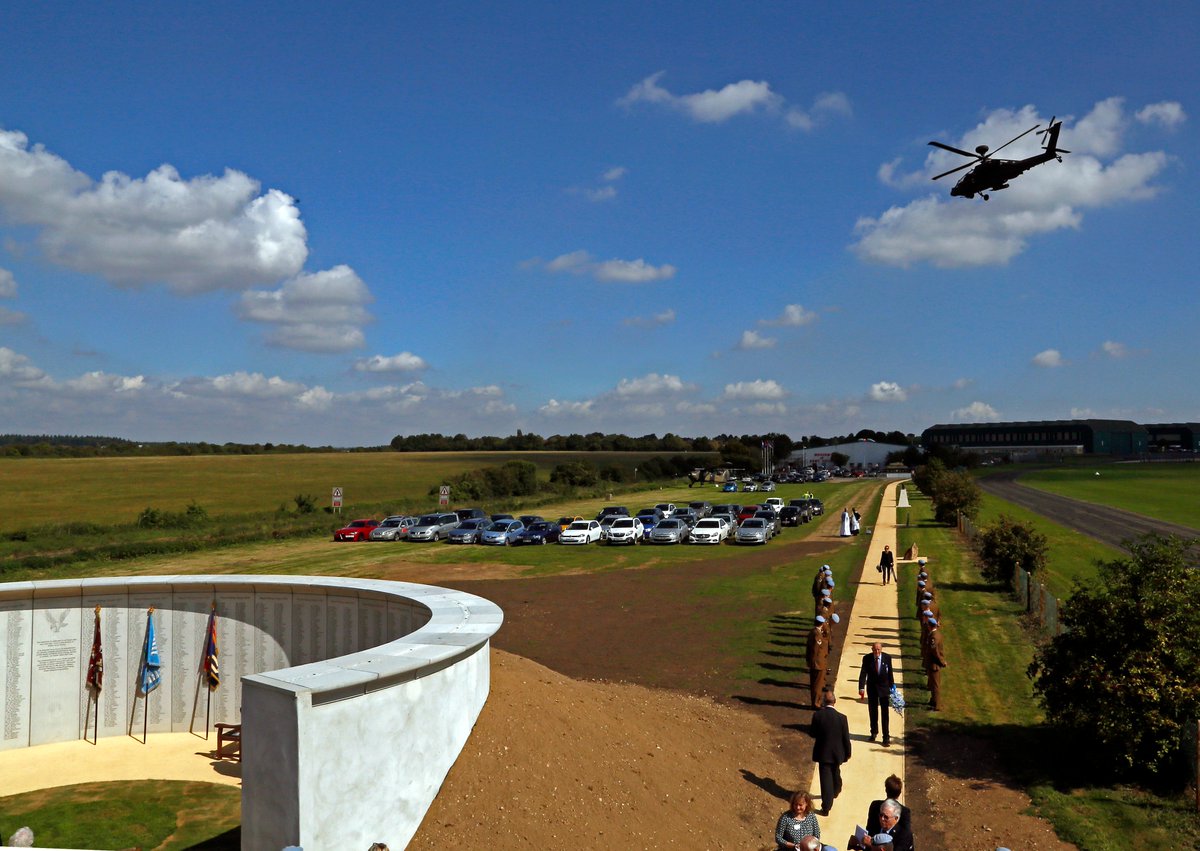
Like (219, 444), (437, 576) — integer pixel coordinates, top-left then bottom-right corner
(1016, 462), (1200, 529)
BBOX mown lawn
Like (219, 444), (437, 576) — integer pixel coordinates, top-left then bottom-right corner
(1016, 462), (1200, 529)
(899, 487), (1200, 851)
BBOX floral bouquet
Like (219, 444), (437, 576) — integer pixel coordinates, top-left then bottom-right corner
(889, 684), (906, 715)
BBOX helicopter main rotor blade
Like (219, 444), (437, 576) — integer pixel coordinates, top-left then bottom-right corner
(931, 160), (976, 181)
(987, 124), (1040, 158)
(928, 140), (978, 158)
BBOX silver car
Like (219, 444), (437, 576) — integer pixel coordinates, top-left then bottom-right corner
(649, 518), (689, 544)
(368, 515), (417, 541)
(480, 519), (524, 546)
(408, 512), (461, 542)
(447, 518), (490, 544)
(735, 518), (772, 545)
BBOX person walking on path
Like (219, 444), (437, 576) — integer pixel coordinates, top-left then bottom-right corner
(840, 508), (851, 537)
(806, 616), (829, 710)
(879, 545), (895, 585)
(857, 642), (896, 746)
(925, 618), (947, 711)
(810, 691), (852, 816)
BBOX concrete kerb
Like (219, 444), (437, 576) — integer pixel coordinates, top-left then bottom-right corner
(809, 479), (909, 844)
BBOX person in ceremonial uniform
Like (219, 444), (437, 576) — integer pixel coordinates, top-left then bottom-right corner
(807, 615), (829, 710)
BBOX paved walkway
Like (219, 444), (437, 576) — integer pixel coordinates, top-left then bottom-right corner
(808, 479), (909, 846)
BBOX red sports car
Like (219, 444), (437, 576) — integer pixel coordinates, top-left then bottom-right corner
(333, 518), (379, 541)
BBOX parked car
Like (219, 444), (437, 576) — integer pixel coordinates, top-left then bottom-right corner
(742, 481), (758, 492)
(481, 519), (525, 545)
(712, 504), (742, 518)
(735, 518), (773, 545)
(809, 498), (825, 516)
(408, 513), (461, 542)
(559, 519), (603, 545)
(605, 516), (645, 545)
(368, 515), (417, 541)
(779, 505), (806, 527)
(595, 506), (629, 522)
(671, 508), (699, 528)
(454, 507), (487, 523)
(754, 509), (782, 534)
(490, 513), (515, 522)
(333, 518), (378, 542)
(688, 501), (713, 518)
(518, 515), (545, 527)
(649, 518), (689, 544)
(635, 508), (665, 534)
(556, 515), (584, 530)
(515, 521), (561, 545)
(710, 512), (738, 531)
(653, 503), (677, 518)
(760, 481), (777, 492)
(689, 517), (730, 544)
(763, 497), (785, 515)
(447, 518), (490, 544)
(738, 505), (762, 523)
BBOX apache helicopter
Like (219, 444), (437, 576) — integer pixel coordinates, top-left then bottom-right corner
(929, 118), (1069, 200)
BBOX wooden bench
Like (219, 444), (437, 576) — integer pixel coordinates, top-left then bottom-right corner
(215, 723), (242, 761)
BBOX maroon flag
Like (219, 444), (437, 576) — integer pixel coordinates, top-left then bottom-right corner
(85, 608), (103, 692)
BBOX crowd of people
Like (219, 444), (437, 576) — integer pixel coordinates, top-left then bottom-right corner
(782, 544), (955, 851)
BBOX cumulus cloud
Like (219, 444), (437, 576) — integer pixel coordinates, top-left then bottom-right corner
(623, 308), (675, 328)
(618, 72), (849, 131)
(1101, 340), (1129, 359)
(952, 401), (1000, 421)
(854, 99), (1174, 267)
(0, 268), (16, 298)
(869, 381), (907, 402)
(0, 347), (48, 385)
(533, 250), (676, 283)
(737, 329), (776, 349)
(723, 379), (786, 400)
(177, 371), (308, 399)
(760, 303), (817, 327)
(615, 373), (687, 396)
(355, 352), (428, 373)
(0, 128), (308, 293)
(538, 398), (594, 416)
(1136, 101), (1186, 128)
(602, 166), (628, 182)
(585, 186), (617, 202)
(952, 377), (973, 390)
(237, 265), (373, 352)
(1032, 349), (1065, 368)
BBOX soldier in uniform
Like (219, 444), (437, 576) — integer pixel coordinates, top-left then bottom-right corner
(807, 615), (829, 710)
(925, 617), (947, 710)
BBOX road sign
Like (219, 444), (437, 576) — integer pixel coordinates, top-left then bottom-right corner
(332, 487), (343, 510)
(439, 485), (450, 507)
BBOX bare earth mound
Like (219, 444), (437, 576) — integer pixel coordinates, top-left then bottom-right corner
(409, 649), (795, 850)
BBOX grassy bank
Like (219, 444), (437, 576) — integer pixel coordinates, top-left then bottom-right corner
(1016, 462), (1200, 529)
(898, 487), (1199, 850)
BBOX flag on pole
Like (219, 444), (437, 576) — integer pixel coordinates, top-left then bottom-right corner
(140, 609), (162, 695)
(85, 608), (103, 692)
(202, 608), (220, 690)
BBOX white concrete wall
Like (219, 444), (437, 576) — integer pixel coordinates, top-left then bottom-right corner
(0, 575), (503, 851)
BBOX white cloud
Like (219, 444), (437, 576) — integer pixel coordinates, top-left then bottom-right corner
(615, 373), (687, 396)
(1101, 340), (1129, 359)
(0, 347), (47, 385)
(952, 377), (973, 390)
(1032, 349), (1065, 368)
(1070, 406), (1097, 418)
(63, 371), (146, 394)
(869, 381), (907, 402)
(536, 250), (676, 283)
(0, 268), (16, 298)
(854, 99), (1173, 268)
(1136, 101), (1186, 128)
(538, 398), (594, 416)
(623, 308), (675, 328)
(585, 186), (617, 202)
(355, 352), (428, 373)
(180, 371), (308, 399)
(296, 386), (334, 410)
(618, 72), (849, 131)
(0, 128), (307, 293)
(952, 401), (1000, 421)
(602, 166), (628, 182)
(760, 304), (817, 327)
(237, 265), (373, 352)
(676, 400), (717, 416)
(737, 329), (776, 350)
(723, 379), (786, 400)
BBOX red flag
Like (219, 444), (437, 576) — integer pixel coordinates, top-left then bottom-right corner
(202, 608), (220, 691)
(85, 608), (103, 692)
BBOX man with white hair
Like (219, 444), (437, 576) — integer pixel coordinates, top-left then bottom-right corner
(6, 826), (35, 847)
(858, 799), (913, 851)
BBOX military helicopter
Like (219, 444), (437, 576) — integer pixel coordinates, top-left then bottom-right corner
(929, 118), (1069, 200)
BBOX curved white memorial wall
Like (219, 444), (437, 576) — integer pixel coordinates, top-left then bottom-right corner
(0, 575), (503, 850)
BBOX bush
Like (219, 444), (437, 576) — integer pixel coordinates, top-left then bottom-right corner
(294, 493), (317, 514)
(976, 514), (1047, 583)
(550, 461), (598, 488)
(1028, 535), (1200, 787)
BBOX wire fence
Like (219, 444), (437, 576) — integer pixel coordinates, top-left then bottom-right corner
(958, 512), (1067, 636)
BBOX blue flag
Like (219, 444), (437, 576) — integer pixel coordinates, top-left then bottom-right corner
(141, 610), (162, 695)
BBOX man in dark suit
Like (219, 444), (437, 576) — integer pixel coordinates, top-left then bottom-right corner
(858, 641), (896, 745)
(861, 799), (913, 851)
(810, 690), (851, 816)
(866, 774), (912, 835)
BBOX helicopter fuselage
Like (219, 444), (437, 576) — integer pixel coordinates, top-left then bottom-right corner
(950, 150), (1059, 199)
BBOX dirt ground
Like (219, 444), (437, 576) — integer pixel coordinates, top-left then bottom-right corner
(401, 510), (1076, 851)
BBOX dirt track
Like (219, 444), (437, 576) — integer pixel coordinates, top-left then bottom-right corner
(978, 470), (1199, 551)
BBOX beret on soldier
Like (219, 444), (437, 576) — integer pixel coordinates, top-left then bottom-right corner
(831, 613), (840, 623)
(873, 835), (895, 846)
(822, 588), (832, 597)
(827, 580), (835, 587)
(927, 617), (938, 625)
(815, 615), (826, 623)
(923, 592), (932, 599)
(918, 558), (927, 565)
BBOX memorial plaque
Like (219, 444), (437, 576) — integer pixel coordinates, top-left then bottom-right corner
(327, 595), (359, 658)
(127, 594), (172, 735)
(79, 594), (128, 739)
(0, 598), (33, 750)
(170, 591), (212, 732)
(214, 591), (253, 724)
(292, 593), (328, 665)
(387, 600), (424, 641)
(29, 596), (83, 746)
(359, 598), (388, 651)
(254, 591), (293, 675)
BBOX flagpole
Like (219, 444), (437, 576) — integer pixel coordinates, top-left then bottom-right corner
(92, 606), (100, 744)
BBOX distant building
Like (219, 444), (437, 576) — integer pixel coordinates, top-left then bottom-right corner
(788, 439), (909, 469)
(921, 419), (1148, 458)
(1144, 423), (1200, 453)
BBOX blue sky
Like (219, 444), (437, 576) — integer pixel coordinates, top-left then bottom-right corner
(0, 2), (1195, 444)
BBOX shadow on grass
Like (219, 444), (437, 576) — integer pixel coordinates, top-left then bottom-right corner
(185, 827), (240, 849)
(936, 581), (1007, 593)
(740, 769), (794, 802)
(760, 662), (805, 673)
(733, 694), (808, 711)
(758, 677), (803, 690)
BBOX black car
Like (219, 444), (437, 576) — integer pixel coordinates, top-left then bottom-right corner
(779, 505), (806, 527)
(514, 521), (561, 545)
(596, 506), (630, 521)
(455, 507), (487, 523)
